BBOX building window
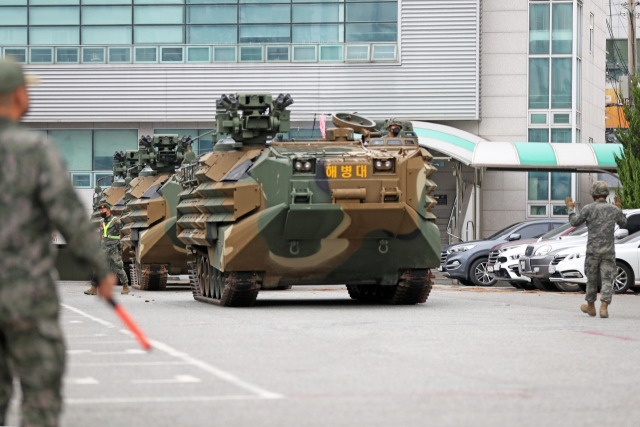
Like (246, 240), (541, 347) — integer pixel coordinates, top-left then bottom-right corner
(44, 129), (138, 189)
(589, 12), (594, 54)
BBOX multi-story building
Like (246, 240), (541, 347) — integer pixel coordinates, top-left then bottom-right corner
(0, 0), (607, 238)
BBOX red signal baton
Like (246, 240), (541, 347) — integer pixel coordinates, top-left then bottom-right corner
(108, 299), (152, 350)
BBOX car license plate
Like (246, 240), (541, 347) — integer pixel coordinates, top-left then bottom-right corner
(520, 261), (525, 270)
(549, 266), (556, 274)
(487, 266), (494, 272)
(495, 263), (501, 271)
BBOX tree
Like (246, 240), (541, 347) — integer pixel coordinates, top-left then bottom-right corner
(614, 76), (640, 208)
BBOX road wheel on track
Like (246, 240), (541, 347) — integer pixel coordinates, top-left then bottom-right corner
(347, 270), (433, 305)
(192, 253), (261, 307)
(554, 281), (582, 292)
(469, 259), (496, 287)
(613, 262), (633, 294)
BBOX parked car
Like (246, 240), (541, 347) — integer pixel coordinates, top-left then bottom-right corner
(488, 222), (582, 290)
(518, 208), (640, 291)
(440, 220), (566, 286)
(553, 230), (640, 294)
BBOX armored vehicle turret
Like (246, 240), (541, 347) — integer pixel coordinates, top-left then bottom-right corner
(176, 93), (440, 307)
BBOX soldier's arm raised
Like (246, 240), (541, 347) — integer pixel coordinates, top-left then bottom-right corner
(617, 209), (627, 228)
(36, 140), (110, 282)
(568, 203), (589, 227)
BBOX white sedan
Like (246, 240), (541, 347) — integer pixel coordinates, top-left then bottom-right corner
(553, 231), (640, 294)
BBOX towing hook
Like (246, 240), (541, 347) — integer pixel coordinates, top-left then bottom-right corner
(290, 240), (300, 255)
(378, 239), (389, 254)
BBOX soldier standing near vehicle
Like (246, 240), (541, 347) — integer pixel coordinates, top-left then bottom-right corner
(0, 59), (116, 427)
(565, 181), (626, 318)
(388, 119), (403, 137)
(85, 202), (130, 295)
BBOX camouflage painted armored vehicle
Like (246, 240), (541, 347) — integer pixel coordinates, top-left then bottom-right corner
(91, 151), (134, 224)
(120, 134), (196, 290)
(177, 93), (440, 307)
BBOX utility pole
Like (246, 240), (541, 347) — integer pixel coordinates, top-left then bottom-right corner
(629, 1), (637, 107)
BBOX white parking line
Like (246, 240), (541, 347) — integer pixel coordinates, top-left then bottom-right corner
(60, 303), (283, 400)
(67, 377), (99, 385)
(132, 375), (201, 384)
(72, 361), (189, 367)
(66, 395), (265, 405)
(67, 349), (146, 355)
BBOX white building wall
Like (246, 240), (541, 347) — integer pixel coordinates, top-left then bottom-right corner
(582, 0), (607, 145)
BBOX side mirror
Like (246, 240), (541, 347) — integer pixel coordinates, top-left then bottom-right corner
(508, 233), (521, 241)
(615, 229), (629, 240)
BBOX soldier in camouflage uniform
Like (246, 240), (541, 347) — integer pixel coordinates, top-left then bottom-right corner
(565, 181), (626, 318)
(0, 59), (116, 427)
(85, 202), (130, 295)
(388, 118), (403, 137)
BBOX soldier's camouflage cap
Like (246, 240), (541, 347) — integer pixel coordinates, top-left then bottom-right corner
(590, 181), (610, 197)
(388, 118), (403, 128)
(0, 59), (39, 94)
(99, 202), (112, 209)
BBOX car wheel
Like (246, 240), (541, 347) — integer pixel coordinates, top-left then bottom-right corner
(458, 279), (474, 286)
(613, 262), (633, 294)
(469, 258), (497, 287)
(509, 281), (522, 289)
(554, 281), (581, 292)
(532, 278), (557, 291)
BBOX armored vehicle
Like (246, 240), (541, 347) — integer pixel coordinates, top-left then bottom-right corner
(176, 93), (441, 307)
(120, 134), (196, 290)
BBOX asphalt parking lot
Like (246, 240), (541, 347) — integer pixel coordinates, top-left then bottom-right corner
(6, 282), (640, 427)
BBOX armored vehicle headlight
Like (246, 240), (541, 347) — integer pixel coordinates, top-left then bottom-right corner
(375, 160), (383, 168)
(295, 162), (303, 170)
(293, 159), (315, 173)
(533, 245), (552, 256)
(373, 158), (394, 172)
(304, 161), (312, 170)
(385, 160), (392, 168)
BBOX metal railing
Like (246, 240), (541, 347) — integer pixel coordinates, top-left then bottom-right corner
(446, 195), (459, 245)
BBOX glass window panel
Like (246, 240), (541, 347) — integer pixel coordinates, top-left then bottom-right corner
(134, 26), (184, 43)
(187, 0), (236, 2)
(529, 3), (549, 54)
(71, 173), (92, 188)
(135, 0), (184, 4)
(293, 4), (339, 23)
(30, 6), (79, 25)
(82, 6), (132, 25)
(0, 7), (27, 26)
(293, 0), (339, 2)
(134, 6), (184, 24)
(346, 2), (397, 22)
(346, 44), (368, 60)
(82, 0), (132, 4)
(82, 47), (105, 63)
(134, 46), (156, 61)
(530, 205), (547, 216)
(187, 46), (210, 62)
(161, 46), (183, 62)
(552, 58), (572, 109)
(197, 129), (214, 154)
(528, 172), (549, 201)
(266, 45), (289, 61)
(240, 5), (290, 24)
(4, 48), (27, 63)
(531, 114), (546, 124)
(94, 130), (138, 171)
(56, 47), (78, 63)
(213, 45), (235, 61)
(82, 26), (132, 44)
(0, 0), (27, 4)
(372, 44), (395, 60)
(292, 24), (340, 43)
(239, 25), (290, 43)
(551, 128), (571, 143)
(554, 113), (570, 124)
(30, 47), (52, 63)
(293, 45), (315, 61)
(187, 5), (237, 24)
(528, 58), (549, 109)
(550, 172), (571, 200)
(108, 46), (131, 62)
(346, 23), (396, 42)
(552, 2), (572, 54)
(319, 44), (342, 61)
(240, 0), (289, 3)
(0, 28), (27, 45)
(30, 27), (79, 45)
(30, 0), (78, 4)
(188, 25), (236, 44)
(553, 205), (568, 216)
(50, 130), (93, 171)
(239, 45), (262, 61)
(528, 128), (549, 143)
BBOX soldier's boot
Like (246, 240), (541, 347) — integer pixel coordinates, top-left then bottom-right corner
(84, 285), (98, 295)
(580, 301), (596, 317)
(121, 283), (130, 295)
(599, 301), (609, 318)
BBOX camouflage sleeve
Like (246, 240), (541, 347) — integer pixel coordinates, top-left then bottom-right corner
(36, 141), (110, 281)
(569, 204), (589, 227)
(617, 209), (627, 228)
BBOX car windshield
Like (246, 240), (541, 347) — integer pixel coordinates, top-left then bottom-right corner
(540, 222), (571, 239)
(565, 223), (588, 236)
(486, 223), (524, 241)
(617, 230), (640, 244)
